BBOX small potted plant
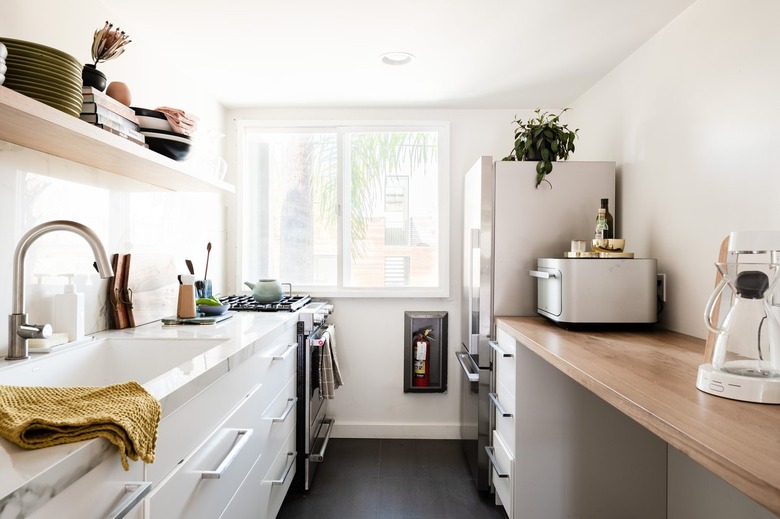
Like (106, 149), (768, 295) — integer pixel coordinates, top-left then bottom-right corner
(502, 108), (579, 188)
(82, 21), (131, 92)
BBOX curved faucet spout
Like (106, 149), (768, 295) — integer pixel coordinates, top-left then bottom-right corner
(7, 220), (114, 360)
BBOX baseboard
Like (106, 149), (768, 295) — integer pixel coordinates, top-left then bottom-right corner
(332, 422), (464, 439)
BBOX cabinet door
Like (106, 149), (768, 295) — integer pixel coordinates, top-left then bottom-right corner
(27, 448), (146, 519)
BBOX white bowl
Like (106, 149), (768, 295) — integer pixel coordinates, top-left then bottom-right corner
(137, 114), (172, 132)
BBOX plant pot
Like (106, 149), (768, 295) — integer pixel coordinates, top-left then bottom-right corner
(82, 64), (106, 91)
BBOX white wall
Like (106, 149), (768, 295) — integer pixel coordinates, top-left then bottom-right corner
(225, 107), (530, 438)
(0, 1), (228, 358)
(569, 1), (780, 516)
(568, 0), (780, 338)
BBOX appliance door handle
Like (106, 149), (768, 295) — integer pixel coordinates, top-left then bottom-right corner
(309, 418), (335, 462)
(529, 269), (557, 279)
(488, 340), (514, 358)
(271, 397), (298, 422)
(456, 352), (480, 382)
(105, 481), (151, 519)
(268, 451), (297, 485)
(201, 429), (253, 479)
(489, 392), (513, 418)
(273, 342), (298, 360)
(485, 446), (509, 478)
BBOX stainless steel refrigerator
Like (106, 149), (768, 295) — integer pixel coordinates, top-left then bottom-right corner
(458, 156), (615, 491)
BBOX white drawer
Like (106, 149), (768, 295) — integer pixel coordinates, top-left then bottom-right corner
(147, 381), (271, 519)
(491, 430), (514, 519)
(27, 449), (146, 519)
(252, 374), (297, 483)
(493, 381), (516, 458)
(494, 328), (517, 397)
(149, 328), (296, 483)
(220, 426), (296, 519)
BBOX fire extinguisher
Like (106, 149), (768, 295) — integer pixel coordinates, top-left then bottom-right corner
(412, 328), (434, 387)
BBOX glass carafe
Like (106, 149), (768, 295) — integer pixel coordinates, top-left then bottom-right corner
(704, 262), (780, 378)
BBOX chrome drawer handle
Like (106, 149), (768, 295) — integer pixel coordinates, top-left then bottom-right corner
(456, 352), (479, 382)
(489, 340), (514, 358)
(271, 397), (298, 422)
(273, 343), (297, 360)
(489, 392), (513, 418)
(309, 418), (335, 462)
(268, 451), (297, 485)
(105, 481), (151, 519)
(485, 446), (509, 478)
(201, 429), (253, 479)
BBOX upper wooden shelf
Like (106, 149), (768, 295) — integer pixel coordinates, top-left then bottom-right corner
(0, 85), (234, 193)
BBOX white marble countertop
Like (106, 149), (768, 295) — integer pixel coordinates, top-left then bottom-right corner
(0, 311), (298, 514)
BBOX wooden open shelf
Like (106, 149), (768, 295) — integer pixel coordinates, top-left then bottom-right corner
(0, 85), (234, 193)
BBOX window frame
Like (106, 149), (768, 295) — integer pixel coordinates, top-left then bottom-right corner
(235, 119), (450, 298)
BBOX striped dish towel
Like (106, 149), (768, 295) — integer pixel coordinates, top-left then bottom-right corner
(319, 325), (343, 399)
(0, 381), (161, 470)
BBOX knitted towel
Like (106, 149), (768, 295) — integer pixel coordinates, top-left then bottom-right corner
(0, 381), (161, 470)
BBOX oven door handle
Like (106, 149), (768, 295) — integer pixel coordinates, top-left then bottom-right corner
(308, 418), (335, 462)
(456, 352), (480, 382)
(273, 343), (298, 360)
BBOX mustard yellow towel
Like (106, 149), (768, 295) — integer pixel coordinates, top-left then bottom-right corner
(0, 381), (161, 470)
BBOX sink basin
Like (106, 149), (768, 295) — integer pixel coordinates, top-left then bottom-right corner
(0, 337), (226, 387)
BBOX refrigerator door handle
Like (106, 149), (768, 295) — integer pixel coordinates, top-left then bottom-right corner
(529, 269), (557, 279)
(456, 351), (480, 382)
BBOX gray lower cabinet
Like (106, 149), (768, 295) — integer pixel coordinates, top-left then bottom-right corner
(490, 324), (667, 518)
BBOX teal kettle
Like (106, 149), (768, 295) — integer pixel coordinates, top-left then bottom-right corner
(244, 279), (286, 303)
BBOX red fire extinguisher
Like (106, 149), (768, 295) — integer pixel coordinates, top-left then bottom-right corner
(412, 328), (434, 387)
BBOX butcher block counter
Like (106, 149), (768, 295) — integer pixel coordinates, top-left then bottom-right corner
(496, 316), (780, 517)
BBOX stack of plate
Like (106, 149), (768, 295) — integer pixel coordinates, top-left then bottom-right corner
(0, 38), (83, 117)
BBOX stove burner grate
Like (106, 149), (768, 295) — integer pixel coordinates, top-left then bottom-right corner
(219, 294), (312, 312)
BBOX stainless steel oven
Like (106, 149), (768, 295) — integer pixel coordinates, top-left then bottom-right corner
(294, 301), (334, 491)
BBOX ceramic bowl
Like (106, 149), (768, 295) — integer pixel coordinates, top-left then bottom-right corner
(592, 238), (625, 252)
(131, 107), (173, 132)
(141, 129), (191, 161)
(198, 303), (229, 316)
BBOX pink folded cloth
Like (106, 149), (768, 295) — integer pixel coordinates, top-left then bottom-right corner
(155, 107), (199, 136)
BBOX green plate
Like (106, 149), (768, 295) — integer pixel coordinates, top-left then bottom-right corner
(2, 80), (83, 113)
(5, 62), (82, 92)
(0, 38), (81, 69)
(6, 55), (82, 84)
(1, 41), (82, 76)
(3, 87), (80, 118)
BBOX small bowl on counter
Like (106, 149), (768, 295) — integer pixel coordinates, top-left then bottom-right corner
(197, 303), (230, 316)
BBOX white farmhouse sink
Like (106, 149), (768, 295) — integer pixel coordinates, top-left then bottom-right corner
(0, 337), (226, 387)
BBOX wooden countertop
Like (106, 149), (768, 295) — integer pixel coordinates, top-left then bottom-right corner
(496, 316), (780, 516)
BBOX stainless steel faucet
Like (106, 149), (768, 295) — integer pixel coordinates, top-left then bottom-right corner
(6, 220), (114, 360)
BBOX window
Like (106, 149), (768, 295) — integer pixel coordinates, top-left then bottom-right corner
(236, 122), (449, 297)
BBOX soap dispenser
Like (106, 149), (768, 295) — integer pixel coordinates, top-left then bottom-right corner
(54, 275), (85, 342)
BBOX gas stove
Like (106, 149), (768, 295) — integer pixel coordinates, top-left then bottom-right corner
(219, 294), (312, 312)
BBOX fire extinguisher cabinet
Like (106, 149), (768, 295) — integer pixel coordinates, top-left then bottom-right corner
(404, 311), (447, 393)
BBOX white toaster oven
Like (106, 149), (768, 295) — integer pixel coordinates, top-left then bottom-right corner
(530, 258), (658, 325)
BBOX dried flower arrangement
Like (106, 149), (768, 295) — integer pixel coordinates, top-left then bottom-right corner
(90, 21), (131, 66)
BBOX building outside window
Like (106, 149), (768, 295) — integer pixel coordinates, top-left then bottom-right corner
(236, 122), (449, 297)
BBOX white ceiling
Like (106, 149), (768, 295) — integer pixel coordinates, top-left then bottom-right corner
(103, 0), (696, 109)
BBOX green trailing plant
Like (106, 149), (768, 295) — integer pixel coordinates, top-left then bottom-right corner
(502, 108), (579, 188)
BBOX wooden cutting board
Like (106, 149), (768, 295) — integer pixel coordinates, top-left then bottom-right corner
(125, 253), (180, 327)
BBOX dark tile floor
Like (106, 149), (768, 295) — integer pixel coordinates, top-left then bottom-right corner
(277, 438), (507, 519)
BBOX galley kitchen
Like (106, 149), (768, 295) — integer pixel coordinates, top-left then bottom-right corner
(0, 1), (779, 518)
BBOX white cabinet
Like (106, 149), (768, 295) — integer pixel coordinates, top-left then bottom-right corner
(26, 448), (147, 519)
(491, 322), (667, 519)
(145, 320), (297, 519)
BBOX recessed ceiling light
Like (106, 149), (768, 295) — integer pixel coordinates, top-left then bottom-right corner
(381, 52), (415, 66)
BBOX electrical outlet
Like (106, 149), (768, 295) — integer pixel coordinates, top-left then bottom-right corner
(657, 273), (667, 302)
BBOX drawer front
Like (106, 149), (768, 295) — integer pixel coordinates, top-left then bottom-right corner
(28, 451), (145, 519)
(220, 426), (297, 519)
(150, 327), (295, 483)
(494, 381), (516, 458)
(495, 328), (517, 397)
(251, 374), (297, 483)
(491, 430), (514, 519)
(147, 381), (272, 519)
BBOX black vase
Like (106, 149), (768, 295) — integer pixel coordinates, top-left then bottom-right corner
(82, 64), (106, 91)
